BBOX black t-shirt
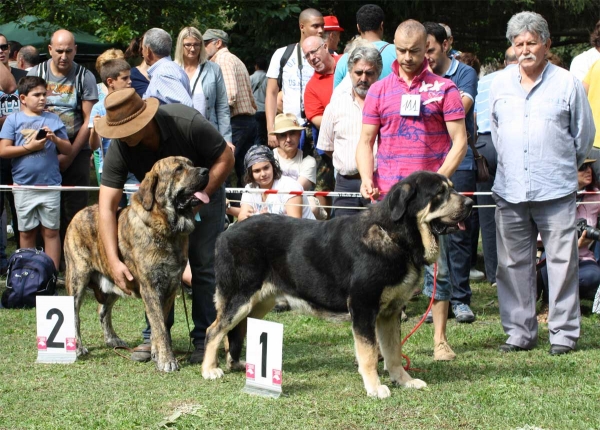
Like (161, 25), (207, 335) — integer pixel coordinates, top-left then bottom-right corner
(101, 103), (227, 189)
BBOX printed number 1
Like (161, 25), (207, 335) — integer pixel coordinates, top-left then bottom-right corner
(46, 308), (65, 349)
(259, 331), (268, 378)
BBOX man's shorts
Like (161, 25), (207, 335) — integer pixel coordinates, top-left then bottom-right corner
(13, 189), (60, 231)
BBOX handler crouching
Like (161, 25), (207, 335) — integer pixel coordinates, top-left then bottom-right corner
(95, 88), (234, 363)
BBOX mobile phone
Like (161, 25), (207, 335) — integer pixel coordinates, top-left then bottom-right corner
(36, 129), (48, 140)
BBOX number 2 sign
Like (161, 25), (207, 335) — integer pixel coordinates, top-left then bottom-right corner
(35, 296), (77, 363)
(242, 318), (283, 398)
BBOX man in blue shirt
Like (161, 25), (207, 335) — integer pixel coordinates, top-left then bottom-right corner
(490, 12), (595, 355)
(423, 22), (478, 324)
(474, 47), (517, 289)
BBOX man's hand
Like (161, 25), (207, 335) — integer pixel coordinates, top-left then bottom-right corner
(226, 141), (235, 152)
(578, 230), (593, 249)
(57, 153), (75, 171)
(267, 134), (279, 148)
(360, 179), (379, 201)
(109, 259), (134, 295)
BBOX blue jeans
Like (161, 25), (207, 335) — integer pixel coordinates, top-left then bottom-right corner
(231, 115), (258, 185)
(423, 234), (453, 301)
(142, 185), (226, 345)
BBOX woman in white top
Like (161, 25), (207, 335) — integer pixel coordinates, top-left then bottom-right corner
(238, 145), (315, 221)
(174, 26), (232, 145)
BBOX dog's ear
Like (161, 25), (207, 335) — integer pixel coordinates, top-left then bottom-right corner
(138, 170), (158, 211)
(388, 182), (415, 222)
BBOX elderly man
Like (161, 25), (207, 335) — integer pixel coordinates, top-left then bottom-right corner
(490, 12), (594, 355)
(28, 29), (98, 266)
(142, 28), (192, 107)
(323, 15), (344, 53)
(265, 8), (324, 147)
(95, 88), (234, 364)
(16, 45), (40, 71)
(203, 29), (257, 186)
(317, 43), (381, 216)
(357, 20), (467, 361)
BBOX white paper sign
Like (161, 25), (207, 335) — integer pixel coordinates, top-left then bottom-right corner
(400, 94), (421, 116)
(35, 296), (76, 363)
(242, 318), (283, 398)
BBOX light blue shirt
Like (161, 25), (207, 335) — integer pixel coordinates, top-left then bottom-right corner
(490, 62), (595, 203)
(475, 65), (516, 134)
(333, 40), (396, 88)
(144, 56), (193, 107)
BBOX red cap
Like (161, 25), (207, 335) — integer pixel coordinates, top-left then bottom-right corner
(323, 16), (344, 32)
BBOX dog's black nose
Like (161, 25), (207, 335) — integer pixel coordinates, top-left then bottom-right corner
(198, 167), (209, 177)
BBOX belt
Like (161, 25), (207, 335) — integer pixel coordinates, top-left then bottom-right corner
(340, 172), (361, 180)
(478, 132), (491, 136)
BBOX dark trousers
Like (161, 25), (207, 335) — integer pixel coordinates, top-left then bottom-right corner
(254, 111), (267, 146)
(231, 115), (258, 186)
(333, 173), (369, 218)
(0, 157), (19, 250)
(475, 134), (498, 284)
(541, 256), (600, 302)
(60, 149), (91, 268)
(143, 185), (225, 345)
(448, 169), (477, 306)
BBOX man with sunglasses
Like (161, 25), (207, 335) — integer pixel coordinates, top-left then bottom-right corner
(317, 43), (382, 217)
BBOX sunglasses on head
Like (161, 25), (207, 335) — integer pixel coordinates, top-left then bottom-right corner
(579, 163), (593, 171)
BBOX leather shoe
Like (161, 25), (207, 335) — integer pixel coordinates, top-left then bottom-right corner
(188, 343), (205, 364)
(498, 343), (529, 353)
(549, 344), (573, 356)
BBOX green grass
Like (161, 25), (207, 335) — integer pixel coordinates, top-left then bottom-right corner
(1, 275), (600, 430)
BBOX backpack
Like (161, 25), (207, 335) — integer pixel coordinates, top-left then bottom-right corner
(36, 60), (86, 111)
(276, 43), (297, 90)
(1, 248), (58, 309)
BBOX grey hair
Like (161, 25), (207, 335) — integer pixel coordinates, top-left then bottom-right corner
(506, 11), (550, 44)
(347, 45), (383, 78)
(143, 28), (172, 58)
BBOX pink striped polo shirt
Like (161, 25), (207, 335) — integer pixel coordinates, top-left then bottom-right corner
(362, 60), (465, 194)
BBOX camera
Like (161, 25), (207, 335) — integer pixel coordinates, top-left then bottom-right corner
(576, 218), (600, 241)
(36, 129), (47, 140)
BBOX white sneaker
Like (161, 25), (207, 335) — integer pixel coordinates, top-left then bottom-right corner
(469, 268), (485, 281)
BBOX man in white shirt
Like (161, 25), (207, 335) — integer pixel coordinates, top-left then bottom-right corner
(569, 20), (600, 81)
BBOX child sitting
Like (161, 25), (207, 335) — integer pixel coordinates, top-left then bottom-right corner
(0, 76), (71, 270)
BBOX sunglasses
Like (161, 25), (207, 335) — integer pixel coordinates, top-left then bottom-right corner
(579, 163), (593, 172)
(353, 70), (377, 78)
(0, 44), (9, 51)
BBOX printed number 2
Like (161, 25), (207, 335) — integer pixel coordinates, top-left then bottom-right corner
(259, 331), (268, 378)
(46, 308), (64, 349)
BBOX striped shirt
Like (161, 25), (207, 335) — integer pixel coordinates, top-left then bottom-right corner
(212, 48), (256, 117)
(144, 56), (193, 107)
(363, 61), (465, 194)
(317, 85), (376, 176)
(490, 62), (595, 203)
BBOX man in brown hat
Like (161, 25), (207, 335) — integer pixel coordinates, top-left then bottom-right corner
(96, 88), (234, 364)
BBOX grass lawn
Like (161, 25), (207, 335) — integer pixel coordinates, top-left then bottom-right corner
(1, 273), (599, 429)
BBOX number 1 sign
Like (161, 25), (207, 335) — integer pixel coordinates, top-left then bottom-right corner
(35, 296), (77, 363)
(242, 318), (283, 398)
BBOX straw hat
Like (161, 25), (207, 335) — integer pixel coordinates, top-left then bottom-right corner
(95, 88), (160, 139)
(269, 113), (306, 135)
(584, 158), (597, 164)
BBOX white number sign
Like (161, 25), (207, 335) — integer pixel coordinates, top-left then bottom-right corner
(242, 318), (283, 398)
(35, 296), (76, 363)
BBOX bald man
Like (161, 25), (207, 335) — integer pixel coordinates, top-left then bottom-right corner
(357, 19), (467, 361)
(265, 8), (324, 148)
(28, 29), (98, 268)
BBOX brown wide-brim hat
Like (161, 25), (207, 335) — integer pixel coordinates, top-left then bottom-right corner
(95, 88), (160, 139)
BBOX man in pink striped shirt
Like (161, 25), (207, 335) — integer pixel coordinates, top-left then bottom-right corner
(356, 20), (467, 361)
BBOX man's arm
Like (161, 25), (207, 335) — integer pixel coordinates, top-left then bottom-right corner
(0, 62), (16, 94)
(98, 185), (133, 294)
(437, 119), (468, 178)
(310, 115), (323, 129)
(204, 145), (235, 198)
(58, 99), (95, 171)
(265, 78), (280, 147)
(356, 123), (379, 199)
(220, 58), (237, 107)
(570, 79), (595, 167)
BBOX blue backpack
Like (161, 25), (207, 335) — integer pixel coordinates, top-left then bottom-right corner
(1, 248), (57, 309)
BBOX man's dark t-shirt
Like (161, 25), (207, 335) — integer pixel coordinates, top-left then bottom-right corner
(102, 103), (227, 189)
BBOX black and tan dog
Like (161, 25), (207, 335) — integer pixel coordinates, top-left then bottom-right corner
(201, 171), (472, 397)
(65, 156), (209, 372)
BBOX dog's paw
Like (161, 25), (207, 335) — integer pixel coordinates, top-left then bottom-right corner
(202, 367), (225, 380)
(76, 346), (89, 357)
(105, 337), (128, 349)
(403, 378), (427, 389)
(156, 357), (180, 372)
(226, 359), (246, 372)
(367, 384), (391, 399)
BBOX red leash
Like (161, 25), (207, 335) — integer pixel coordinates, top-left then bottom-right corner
(400, 263), (437, 371)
